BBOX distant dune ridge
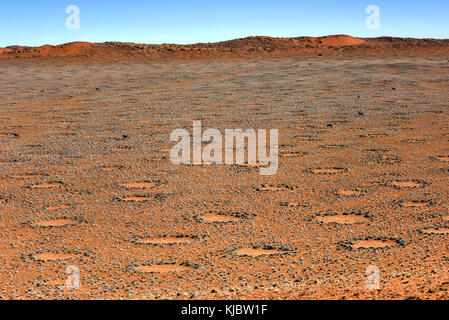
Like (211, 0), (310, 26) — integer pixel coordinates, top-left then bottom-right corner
(1, 35), (447, 60)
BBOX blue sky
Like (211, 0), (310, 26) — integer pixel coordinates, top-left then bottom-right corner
(1, 0), (448, 47)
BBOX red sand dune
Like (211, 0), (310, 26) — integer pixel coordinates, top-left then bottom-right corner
(1, 35), (447, 61)
(2, 41), (95, 56)
(309, 35), (367, 46)
(35, 42), (94, 56)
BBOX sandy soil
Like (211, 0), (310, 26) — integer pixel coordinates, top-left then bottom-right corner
(0, 36), (448, 300)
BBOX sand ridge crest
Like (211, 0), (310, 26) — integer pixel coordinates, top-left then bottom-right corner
(2, 36), (448, 61)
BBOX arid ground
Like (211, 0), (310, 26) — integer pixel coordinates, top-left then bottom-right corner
(0, 36), (448, 300)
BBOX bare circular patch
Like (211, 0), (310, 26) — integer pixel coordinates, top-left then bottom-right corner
(0, 132), (19, 138)
(320, 144), (347, 150)
(119, 181), (159, 189)
(151, 170), (170, 175)
(311, 168), (348, 175)
(335, 189), (362, 197)
(25, 144), (42, 149)
(401, 139), (426, 144)
(31, 182), (63, 189)
(435, 155), (449, 162)
(198, 212), (250, 223)
(350, 239), (400, 249)
(399, 200), (433, 208)
(113, 146), (132, 151)
(360, 133), (389, 138)
(365, 148), (390, 153)
(133, 264), (193, 273)
(33, 252), (82, 261)
(135, 235), (198, 245)
(296, 124), (316, 129)
(315, 214), (369, 225)
(234, 247), (287, 257)
(341, 237), (404, 250)
(256, 184), (294, 192)
(422, 228), (449, 235)
(280, 151), (308, 158)
(30, 218), (81, 228)
(389, 180), (427, 189)
(188, 162), (215, 166)
(100, 165), (123, 171)
(238, 163), (268, 168)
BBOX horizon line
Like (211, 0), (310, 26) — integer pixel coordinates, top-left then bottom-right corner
(3, 34), (449, 48)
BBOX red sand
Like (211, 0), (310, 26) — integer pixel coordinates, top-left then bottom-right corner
(0, 35), (448, 300)
(1, 35), (447, 62)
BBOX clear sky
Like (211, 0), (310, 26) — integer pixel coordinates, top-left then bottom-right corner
(1, 0), (448, 47)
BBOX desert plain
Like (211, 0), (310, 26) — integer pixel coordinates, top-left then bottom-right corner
(0, 35), (448, 299)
